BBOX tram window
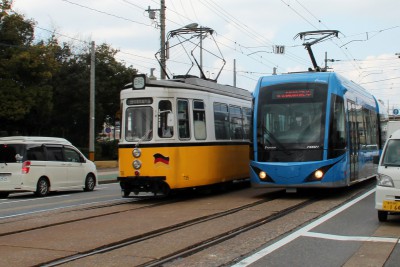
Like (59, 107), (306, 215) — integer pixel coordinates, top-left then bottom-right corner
(364, 109), (377, 146)
(370, 110), (378, 145)
(125, 107), (153, 142)
(242, 107), (251, 140)
(229, 105), (244, 139)
(214, 103), (229, 140)
(193, 100), (206, 140)
(328, 94), (346, 158)
(158, 100), (174, 138)
(178, 99), (190, 139)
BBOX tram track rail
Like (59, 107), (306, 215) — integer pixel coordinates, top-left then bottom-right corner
(0, 197), (177, 237)
(0, 180), (375, 267)
(0, 182), (252, 237)
(38, 190), (317, 267)
(40, 181), (375, 267)
(140, 197), (317, 267)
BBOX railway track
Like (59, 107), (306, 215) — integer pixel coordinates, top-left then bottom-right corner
(0, 197), (173, 237)
(40, 190), (292, 266)
(0, 181), (250, 237)
(0, 180), (375, 267)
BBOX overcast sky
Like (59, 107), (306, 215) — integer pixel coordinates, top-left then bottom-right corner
(12, 0), (400, 113)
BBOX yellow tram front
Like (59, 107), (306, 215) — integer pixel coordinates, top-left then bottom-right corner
(118, 74), (252, 196)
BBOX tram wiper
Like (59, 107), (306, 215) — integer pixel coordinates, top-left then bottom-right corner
(261, 124), (292, 155)
(135, 129), (152, 148)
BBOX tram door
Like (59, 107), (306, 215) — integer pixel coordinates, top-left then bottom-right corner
(347, 101), (360, 181)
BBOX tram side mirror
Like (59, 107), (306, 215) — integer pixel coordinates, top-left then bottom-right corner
(373, 155), (380, 165)
(167, 112), (174, 127)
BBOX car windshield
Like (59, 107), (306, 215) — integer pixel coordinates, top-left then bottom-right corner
(382, 139), (400, 166)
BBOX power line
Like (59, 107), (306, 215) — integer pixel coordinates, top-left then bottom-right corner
(359, 76), (400, 85)
(60, 0), (151, 27)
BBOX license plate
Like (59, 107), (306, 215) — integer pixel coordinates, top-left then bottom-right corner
(0, 176), (9, 182)
(382, 200), (400, 212)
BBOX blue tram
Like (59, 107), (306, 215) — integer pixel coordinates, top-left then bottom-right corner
(250, 72), (388, 191)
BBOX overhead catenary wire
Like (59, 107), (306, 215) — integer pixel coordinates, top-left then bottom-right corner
(10, 0), (400, 98)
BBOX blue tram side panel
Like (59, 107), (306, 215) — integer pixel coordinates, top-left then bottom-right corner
(250, 72), (388, 190)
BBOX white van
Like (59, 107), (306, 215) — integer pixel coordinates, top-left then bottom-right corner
(0, 136), (98, 197)
(375, 129), (400, 221)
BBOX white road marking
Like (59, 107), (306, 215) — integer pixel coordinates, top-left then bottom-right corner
(232, 188), (376, 267)
(0, 198), (133, 220)
(0, 194), (70, 205)
(302, 231), (399, 243)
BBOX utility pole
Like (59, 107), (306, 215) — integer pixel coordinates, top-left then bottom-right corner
(146, 1), (166, 79)
(324, 51), (328, 70)
(89, 41), (95, 161)
(200, 26), (203, 74)
(233, 59), (236, 87)
(160, 0), (166, 79)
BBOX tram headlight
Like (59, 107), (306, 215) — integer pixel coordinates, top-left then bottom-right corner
(133, 160), (142, 170)
(132, 148), (141, 158)
(314, 169), (324, 180)
(259, 171), (268, 180)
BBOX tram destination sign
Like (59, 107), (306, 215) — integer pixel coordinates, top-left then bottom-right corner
(272, 89), (314, 99)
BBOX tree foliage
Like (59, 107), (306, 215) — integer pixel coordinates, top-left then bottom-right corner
(0, 1), (135, 152)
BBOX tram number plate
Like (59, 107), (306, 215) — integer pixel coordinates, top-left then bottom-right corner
(0, 176), (9, 182)
(382, 200), (400, 212)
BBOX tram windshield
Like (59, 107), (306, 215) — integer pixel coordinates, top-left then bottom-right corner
(257, 82), (328, 162)
(125, 107), (153, 142)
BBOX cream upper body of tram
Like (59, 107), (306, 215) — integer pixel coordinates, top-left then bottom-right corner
(118, 74), (252, 196)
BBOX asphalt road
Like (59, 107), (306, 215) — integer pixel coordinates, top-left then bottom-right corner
(1, 171), (399, 266)
(0, 169), (122, 219)
(233, 189), (400, 267)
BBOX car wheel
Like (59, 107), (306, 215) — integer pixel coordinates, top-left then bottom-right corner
(35, 178), (49, 197)
(378, 210), (388, 222)
(84, 174), (96, 192)
(0, 192), (9, 198)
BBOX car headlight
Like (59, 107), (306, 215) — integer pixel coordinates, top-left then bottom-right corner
(133, 160), (142, 170)
(377, 174), (394, 187)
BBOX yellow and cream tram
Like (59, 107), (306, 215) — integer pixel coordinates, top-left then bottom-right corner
(118, 74), (252, 196)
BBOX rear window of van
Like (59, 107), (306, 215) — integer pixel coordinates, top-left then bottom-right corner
(0, 144), (25, 163)
(0, 144), (47, 162)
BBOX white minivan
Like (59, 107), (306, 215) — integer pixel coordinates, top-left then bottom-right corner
(0, 136), (98, 197)
(375, 129), (400, 221)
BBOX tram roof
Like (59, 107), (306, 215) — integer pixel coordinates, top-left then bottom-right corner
(124, 76), (252, 101)
(256, 71), (385, 113)
(258, 71), (374, 98)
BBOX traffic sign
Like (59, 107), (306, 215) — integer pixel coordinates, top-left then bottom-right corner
(274, 45), (285, 54)
(394, 109), (399, 115)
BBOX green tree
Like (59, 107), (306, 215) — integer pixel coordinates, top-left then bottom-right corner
(0, 1), (135, 159)
(51, 43), (134, 148)
(0, 2), (58, 135)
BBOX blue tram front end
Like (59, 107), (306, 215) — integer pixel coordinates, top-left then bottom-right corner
(250, 72), (385, 190)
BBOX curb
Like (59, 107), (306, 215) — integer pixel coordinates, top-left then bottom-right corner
(95, 160), (118, 169)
